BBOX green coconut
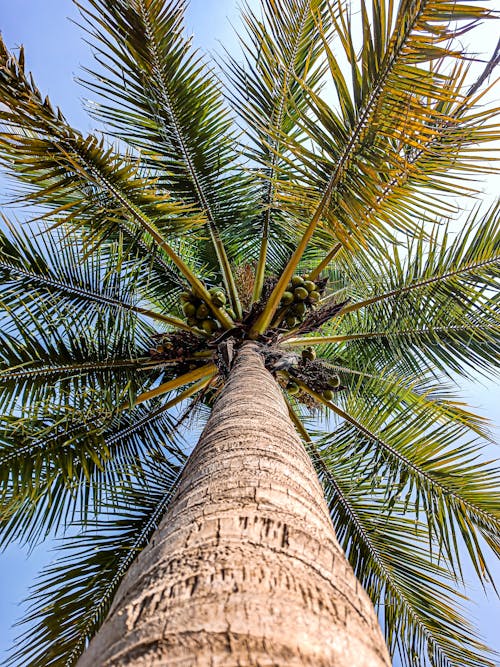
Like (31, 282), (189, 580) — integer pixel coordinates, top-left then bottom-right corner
(294, 286), (309, 301)
(182, 302), (197, 317)
(201, 318), (217, 334)
(322, 389), (334, 401)
(304, 280), (316, 293)
(291, 275), (305, 287)
(196, 303), (209, 319)
(281, 291), (294, 306)
(180, 291), (192, 303)
(287, 381), (300, 395)
(285, 315), (297, 328)
(302, 346), (316, 362)
(209, 288), (226, 307)
(308, 290), (320, 302)
(328, 375), (340, 388)
(294, 302), (307, 316)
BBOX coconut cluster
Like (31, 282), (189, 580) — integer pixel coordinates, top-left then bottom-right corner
(286, 374), (341, 401)
(181, 287), (235, 334)
(279, 275), (320, 329)
(285, 348), (342, 401)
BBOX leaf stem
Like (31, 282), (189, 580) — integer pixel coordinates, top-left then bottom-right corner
(127, 362), (217, 407)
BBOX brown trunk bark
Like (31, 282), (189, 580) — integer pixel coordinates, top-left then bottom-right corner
(78, 342), (391, 666)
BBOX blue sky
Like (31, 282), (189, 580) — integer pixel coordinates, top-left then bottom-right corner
(0, 1), (499, 664)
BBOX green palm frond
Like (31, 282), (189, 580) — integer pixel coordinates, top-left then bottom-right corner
(0, 330), (147, 417)
(224, 0), (333, 298)
(0, 388), (192, 549)
(315, 384), (500, 581)
(6, 458), (185, 667)
(324, 361), (491, 441)
(249, 0), (499, 334)
(0, 219), (172, 326)
(0, 218), (198, 334)
(287, 203), (500, 378)
(0, 265), (155, 415)
(0, 65), (197, 241)
(310, 440), (496, 667)
(0, 37), (236, 327)
(275, 0), (498, 245)
(76, 0), (254, 314)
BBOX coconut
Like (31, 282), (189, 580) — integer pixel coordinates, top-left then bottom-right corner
(180, 291), (192, 303)
(201, 318), (217, 334)
(322, 389), (334, 401)
(209, 286), (226, 305)
(294, 286), (309, 301)
(308, 290), (320, 302)
(196, 303), (209, 319)
(302, 346), (316, 362)
(183, 302), (196, 317)
(285, 315), (297, 328)
(281, 291), (294, 306)
(328, 375), (340, 388)
(304, 280), (316, 293)
(294, 302), (307, 316)
(287, 381), (300, 395)
(291, 275), (305, 287)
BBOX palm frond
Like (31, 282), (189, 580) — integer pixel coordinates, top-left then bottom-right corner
(0, 384), (194, 550)
(6, 459), (185, 667)
(76, 0), (253, 314)
(0, 37), (235, 328)
(249, 0), (499, 334)
(288, 204), (500, 378)
(0, 218), (191, 329)
(0, 251), (158, 416)
(313, 383), (500, 582)
(277, 0), (499, 244)
(285, 412), (496, 667)
(312, 439), (496, 667)
(224, 0), (332, 298)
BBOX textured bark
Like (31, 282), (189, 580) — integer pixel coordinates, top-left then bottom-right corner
(78, 342), (391, 666)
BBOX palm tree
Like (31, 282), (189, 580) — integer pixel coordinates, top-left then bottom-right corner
(0, 0), (499, 664)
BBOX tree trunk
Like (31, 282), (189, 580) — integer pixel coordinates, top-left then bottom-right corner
(78, 341), (391, 666)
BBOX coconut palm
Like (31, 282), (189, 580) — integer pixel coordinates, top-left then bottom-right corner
(0, 0), (499, 665)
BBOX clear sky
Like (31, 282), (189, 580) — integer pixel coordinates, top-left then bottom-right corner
(0, 1), (499, 665)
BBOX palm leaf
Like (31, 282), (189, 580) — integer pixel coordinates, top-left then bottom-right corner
(313, 383), (500, 581)
(6, 459), (185, 667)
(314, 440), (496, 667)
(286, 203), (500, 379)
(76, 0), (253, 315)
(0, 218), (190, 328)
(224, 0), (333, 298)
(0, 384), (196, 550)
(249, 0), (499, 334)
(0, 37), (235, 328)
